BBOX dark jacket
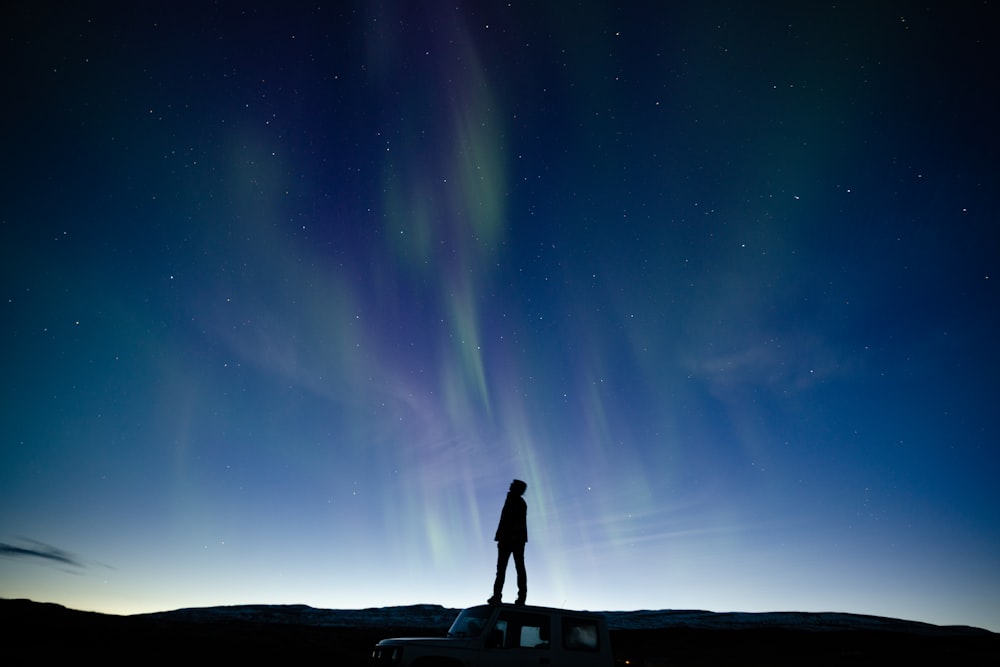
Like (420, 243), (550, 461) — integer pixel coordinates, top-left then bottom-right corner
(494, 492), (528, 543)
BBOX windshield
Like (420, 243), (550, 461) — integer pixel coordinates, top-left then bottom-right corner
(447, 606), (494, 638)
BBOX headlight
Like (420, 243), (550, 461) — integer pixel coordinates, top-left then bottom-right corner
(372, 645), (403, 664)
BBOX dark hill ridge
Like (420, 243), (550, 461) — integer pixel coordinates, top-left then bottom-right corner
(140, 601), (459, 628)
(2, 598), (997, 666)
(135, 601), (993, 635)
(604, 608), (994, 635)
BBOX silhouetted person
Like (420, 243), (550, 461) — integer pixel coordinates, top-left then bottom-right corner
(488, 478), (528, 605)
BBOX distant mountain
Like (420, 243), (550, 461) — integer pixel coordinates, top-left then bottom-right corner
(138, 602), (459, 629)
(5, 597), (992, 635)
(136, 601), (992, 636)
(3, 598), (996, 666)
(603, 608), (994, 635)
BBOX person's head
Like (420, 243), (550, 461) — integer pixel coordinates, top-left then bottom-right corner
(510, 479), (527, 495)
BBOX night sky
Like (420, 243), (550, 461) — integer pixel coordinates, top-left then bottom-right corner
(2, 2), (999, 631)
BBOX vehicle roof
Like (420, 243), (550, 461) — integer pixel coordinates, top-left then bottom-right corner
(464, 603), (605, 618)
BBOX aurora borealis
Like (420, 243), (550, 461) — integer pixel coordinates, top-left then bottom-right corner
(2, 2), (998, 631)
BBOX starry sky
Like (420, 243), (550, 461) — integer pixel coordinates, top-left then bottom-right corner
(2, 1), (999, 631)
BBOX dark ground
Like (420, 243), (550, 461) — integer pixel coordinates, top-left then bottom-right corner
(3, 598), (997, 666)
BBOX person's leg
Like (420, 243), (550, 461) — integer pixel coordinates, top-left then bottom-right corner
(512, 542), (527, 604)
(490, 543), (513, 602)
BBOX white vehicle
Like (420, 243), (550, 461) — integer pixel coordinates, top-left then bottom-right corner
(371, 603), (613, 667)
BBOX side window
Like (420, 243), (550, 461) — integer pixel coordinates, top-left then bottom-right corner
(487, 619), (507, 648)
(563, 617), (600, 652)
(494, 611), (550, 649)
